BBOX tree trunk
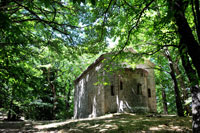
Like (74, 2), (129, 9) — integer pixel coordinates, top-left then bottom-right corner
(174, 60), (192, 115)
(161, 86), (168, 114)
(170, 0), (200, 78)
(192, 0), (200, 42)
(7, 84), (15, 121)
(168, 0), (200, 131)
(66, 80), (72, 111)
(7, 100), (13, 120)
(66, 89), (71, 111)
(47, 68), (56, 119)
(164, 49), (184, 116)
(179, 46), (200, 132)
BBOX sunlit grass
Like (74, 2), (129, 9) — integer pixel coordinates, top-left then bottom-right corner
(0, 113), (192, 132)
(41, 113), (192, 132)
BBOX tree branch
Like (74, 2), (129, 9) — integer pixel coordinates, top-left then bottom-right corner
(111, 0), (156, 60)
(100, 0), (113, 41)
(194, 0), (200, 42)
(139, 44), (178, 55)
(13, 0), (78, 38)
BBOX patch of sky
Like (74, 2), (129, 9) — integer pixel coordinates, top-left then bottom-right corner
(107, 37), (120, 48)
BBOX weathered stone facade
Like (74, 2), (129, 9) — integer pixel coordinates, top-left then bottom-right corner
(74, 54), (157, 119)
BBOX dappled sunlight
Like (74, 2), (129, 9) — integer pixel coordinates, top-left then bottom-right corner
(34, 113), (116, 130)
(149, 124), (190, 132)
(34, 120), (75, 130)
(149, 126), (161, 131)
(0, 113), (192, 132)
(149, 124), (169, 131)
(99, 128), (108, 132)
(76, 122), (90, 128)
(88, 124), (100, 128)
(130, 123), (136, 126)
(119, 120), (129, 123)
(105, 119), (114, 123)
(104, 124), (118, 129)
(33, 113), (192, 132)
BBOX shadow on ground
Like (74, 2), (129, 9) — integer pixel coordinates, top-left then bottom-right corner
(0, 113), (192, 132)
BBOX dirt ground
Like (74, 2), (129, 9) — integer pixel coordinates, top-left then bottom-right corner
(0, 113), (192, 133)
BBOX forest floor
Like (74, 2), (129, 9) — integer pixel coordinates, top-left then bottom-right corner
(0, 113), (192, 132)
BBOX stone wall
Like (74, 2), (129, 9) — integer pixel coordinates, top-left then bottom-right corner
(104, 72), (118, 113)
(116, 69), (149, 112)
(74, 61), (105, 119)
(136, 60), (157, 112)
(74, 58), (157, 119)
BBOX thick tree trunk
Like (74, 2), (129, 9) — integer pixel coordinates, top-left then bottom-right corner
(191, 86), (200, 132)
(164, 49), (184, 116)
(161, 86), (168, 114)
(179, 46), (200, 132)
(170, 0), (200, 78)
(168, 0), (200, 131)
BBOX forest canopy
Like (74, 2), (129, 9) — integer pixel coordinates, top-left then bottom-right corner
(0, 0), (200, 132)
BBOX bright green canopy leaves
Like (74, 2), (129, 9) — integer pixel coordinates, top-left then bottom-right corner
(1, 1), (199, 129)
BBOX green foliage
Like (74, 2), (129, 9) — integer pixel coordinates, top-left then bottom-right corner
(1, 0), (196, 121)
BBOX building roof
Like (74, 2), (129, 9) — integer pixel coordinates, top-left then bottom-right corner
(74, 54), (106, 83)
(74, 51), (152, 83)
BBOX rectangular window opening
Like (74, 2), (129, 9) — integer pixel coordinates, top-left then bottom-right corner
(137, 83), (142, 95)
(111, 85), (114, 96)
(120, 81), (123, 90)
(148, 88), (151, 97)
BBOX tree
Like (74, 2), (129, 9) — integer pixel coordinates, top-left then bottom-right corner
(1, 0), (199, 130)
(161, 85), (168, 115)
(153, 50), (178, 115)
(0, 0), (106, 120)
(81, 0), (199, 131)
(168, 0), (200, 131)
(163, 48), (184, 116)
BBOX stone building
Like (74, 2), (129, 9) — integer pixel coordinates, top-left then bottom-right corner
(74, 52), (157, 119)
